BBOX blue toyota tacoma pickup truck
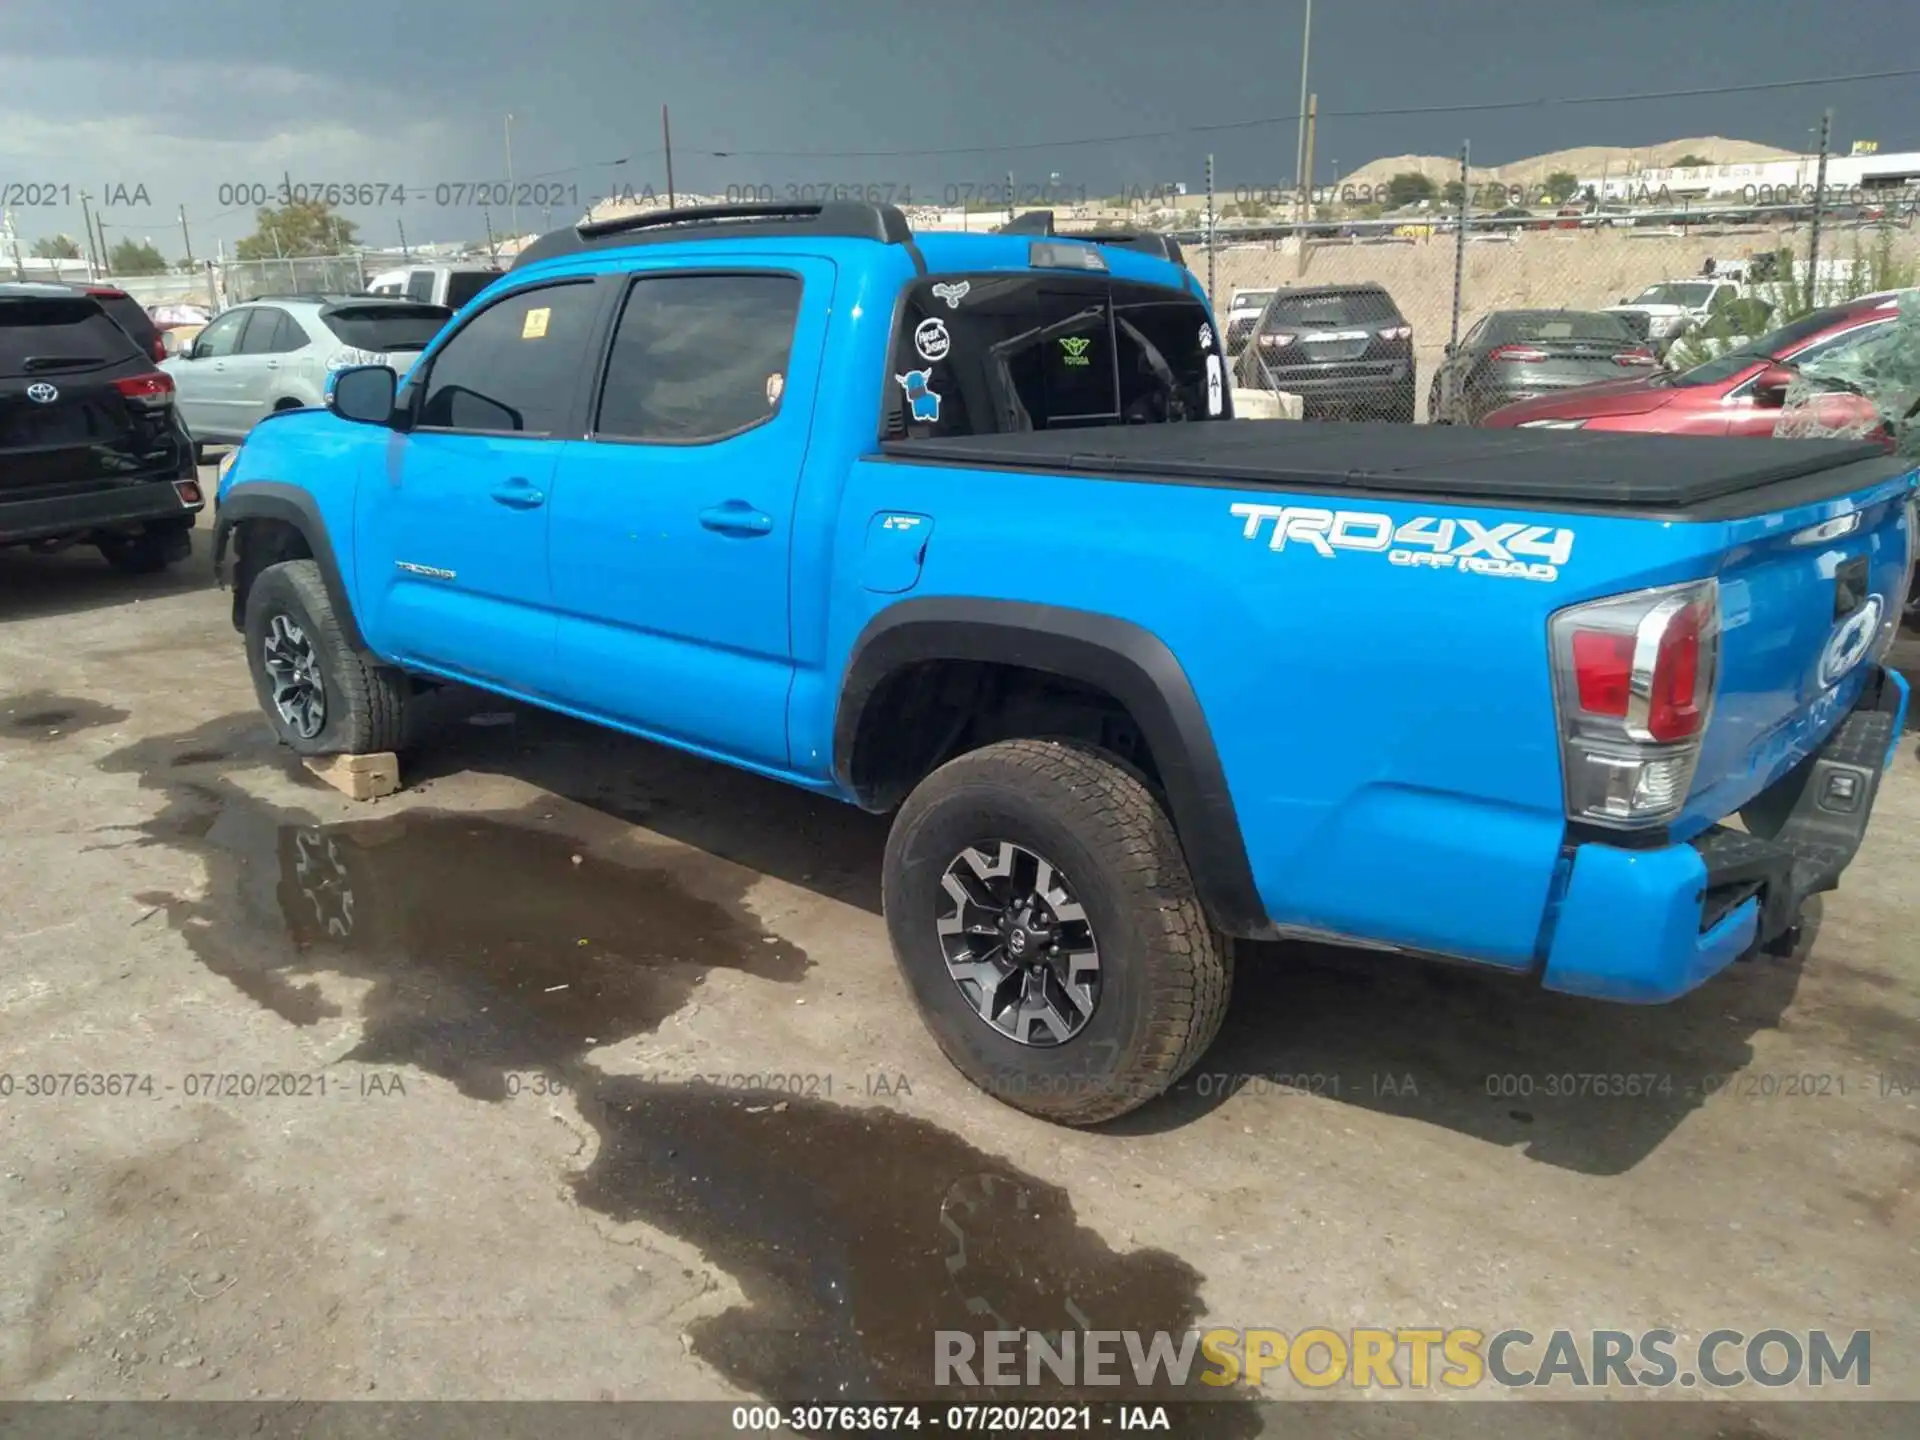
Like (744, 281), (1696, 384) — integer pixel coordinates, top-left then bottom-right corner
(212, 201), (1916, 1125)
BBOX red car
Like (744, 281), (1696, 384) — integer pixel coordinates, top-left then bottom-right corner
(1479, 292), (1907, 441)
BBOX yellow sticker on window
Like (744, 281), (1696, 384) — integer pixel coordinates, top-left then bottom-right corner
(522, 307), (550, 339)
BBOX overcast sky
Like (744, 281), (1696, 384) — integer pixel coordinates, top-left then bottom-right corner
(0, 0), (1912, 259)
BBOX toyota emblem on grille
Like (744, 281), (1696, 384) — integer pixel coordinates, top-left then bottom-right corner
(26, 383), (59, 404)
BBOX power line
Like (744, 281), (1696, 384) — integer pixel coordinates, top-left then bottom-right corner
(694, 65), (1920, 160)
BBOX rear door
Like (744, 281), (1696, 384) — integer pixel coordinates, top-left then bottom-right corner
(0, 293), (177, 503)
(544, 261), (828, 766)
(228, 305), (299, 428)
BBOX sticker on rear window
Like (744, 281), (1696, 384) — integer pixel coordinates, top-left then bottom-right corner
(913, 317), (950, 363)
(897, 369), (941, 422)
(1205, 355), (1223, 416)
(1230, 503), (1574, 583)
(931, 281), (970, 310)
(521, 307), (550, 339)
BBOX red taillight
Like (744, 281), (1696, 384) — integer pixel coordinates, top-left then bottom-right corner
(1259, 332), (1296, 348)
(174, 479), (203, 506)
(113, 371), (175, 408)
(1490, 344), (1549, 363)
(1612, 348), (1657, 366)
(1550, 580), (1720, 827)
(1645, 600), (1705, 742)
(1571, 630), (1634, 716)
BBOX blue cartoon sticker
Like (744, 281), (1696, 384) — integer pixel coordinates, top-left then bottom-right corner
(897, 368), (942, 422)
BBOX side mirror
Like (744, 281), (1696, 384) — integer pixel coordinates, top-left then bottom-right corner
(328, 364), (398, 425)
(1753, 364), (1794, 409)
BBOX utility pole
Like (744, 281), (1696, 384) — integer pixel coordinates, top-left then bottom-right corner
(484, 210), (499, 264)
(1806, 107), (1833, 308)
(1294, 0), (1313, 204)
(1204, 153), (1216, 303)
(1006, 170), (1015, 226)
(662, 105), (676, 208)
(178, 204), (195, 267)
(5, 212), (25, 282)
(397, 216), (411, 259)
(1451, 141), (1470, 353)
(505, 113), (518, 239)
(79, 192), (97, 279)
(1295, 93), (1317, 276)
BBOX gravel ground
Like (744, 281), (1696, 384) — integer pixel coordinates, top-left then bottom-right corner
(0, 499), (1915, 1435)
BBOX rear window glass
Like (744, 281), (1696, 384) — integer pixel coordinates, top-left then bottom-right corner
(886, 275), (1224, 436)
(0, 297), (142, 376)
(322, 304), (451, 352)
(445, 271), (500, 309)
(1489, 312), (1635, 343)
(1262, 289), (1402, 329)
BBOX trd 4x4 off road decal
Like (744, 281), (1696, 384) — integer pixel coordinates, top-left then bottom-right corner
(1230, 502), (1574, 583)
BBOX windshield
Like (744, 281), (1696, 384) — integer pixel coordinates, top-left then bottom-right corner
(1630, 283), (1714, 308)
(1262, 289), (1402, 330)
(1778, 291), (1920, 454)
(321, 304), (452, 352)
(1664, 305), (1866, 387)
(0, 297), (142, 376)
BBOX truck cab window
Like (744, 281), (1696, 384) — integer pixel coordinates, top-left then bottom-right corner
(887, 275), (1221, 438)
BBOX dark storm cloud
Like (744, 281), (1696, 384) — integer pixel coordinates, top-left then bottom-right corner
(1, 0), (1911, 250)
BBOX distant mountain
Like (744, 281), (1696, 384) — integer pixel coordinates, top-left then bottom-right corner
(1335, 136), (1802, 194)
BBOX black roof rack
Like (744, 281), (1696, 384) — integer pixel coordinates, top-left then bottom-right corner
(997, 210), (1187, 267)
(512, 200), (913, 270)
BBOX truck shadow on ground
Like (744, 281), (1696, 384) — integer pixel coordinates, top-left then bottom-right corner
(409, 697), (1836, 1178)
(0, 527), (218, 623)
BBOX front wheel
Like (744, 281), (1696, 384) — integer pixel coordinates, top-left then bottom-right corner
(243, 558), (409, 756)
(882, 739), (1232, 1126)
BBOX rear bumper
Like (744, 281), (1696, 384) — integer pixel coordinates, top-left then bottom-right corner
(0, 478), (204, 546)
(1541, 665), (1907, 1003)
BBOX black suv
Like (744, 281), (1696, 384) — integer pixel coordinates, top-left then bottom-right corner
(1232, 282), (1417, 422)
(0, 284), (204, 573)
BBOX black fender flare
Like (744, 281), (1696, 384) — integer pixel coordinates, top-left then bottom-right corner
(833, 597), (1272, 938)
(212, 481), (367, 651)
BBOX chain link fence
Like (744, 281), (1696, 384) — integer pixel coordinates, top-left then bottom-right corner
(214, 253), (372, 306)
(918, 139), (1919, 430)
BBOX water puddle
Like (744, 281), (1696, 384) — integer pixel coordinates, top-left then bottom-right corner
(97, 725), (1250, 1423)
(1, 690), (129, 740)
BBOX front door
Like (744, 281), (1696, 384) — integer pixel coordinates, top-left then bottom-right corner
(170, 307), (251, 439)
(352, 277), (604, 695)
(545, 260), (831, 767)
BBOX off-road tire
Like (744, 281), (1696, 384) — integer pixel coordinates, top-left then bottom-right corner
(882, 738), (1232, 1126)
(244, 558), (408, 757)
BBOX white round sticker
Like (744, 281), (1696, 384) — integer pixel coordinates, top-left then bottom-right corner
(914, 317), (951, 362)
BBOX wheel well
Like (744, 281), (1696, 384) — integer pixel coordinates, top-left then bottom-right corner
(229, 517), (313, 631)
(847, 659), (1161, 813)
(272, 398), (305, 412)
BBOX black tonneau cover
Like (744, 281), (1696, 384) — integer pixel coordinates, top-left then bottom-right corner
(882, 421), (1897, 514)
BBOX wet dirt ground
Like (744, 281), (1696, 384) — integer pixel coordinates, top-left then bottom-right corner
(1, 510), (1917, 1434)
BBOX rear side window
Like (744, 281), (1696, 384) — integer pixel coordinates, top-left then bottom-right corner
(239, 307), (302, 355)
(94, 293), (159, 351)
(323, 304), (451, 354)
(1262, 289), (1402, 330)
(415, 283), (596, 434)
(595, 273), (802, 442)
(0, 297), (142, 376)
(887, 275), (1223, 437)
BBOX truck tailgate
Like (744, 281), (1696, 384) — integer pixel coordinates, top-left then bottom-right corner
(1681, 463), (1916, 836)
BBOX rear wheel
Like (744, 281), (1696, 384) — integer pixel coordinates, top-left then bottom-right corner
(882, 739), (1232, 1126)
(244, 559), (409, 756)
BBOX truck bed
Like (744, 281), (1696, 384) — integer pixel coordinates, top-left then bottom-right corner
(881, 421), (1898, 519)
